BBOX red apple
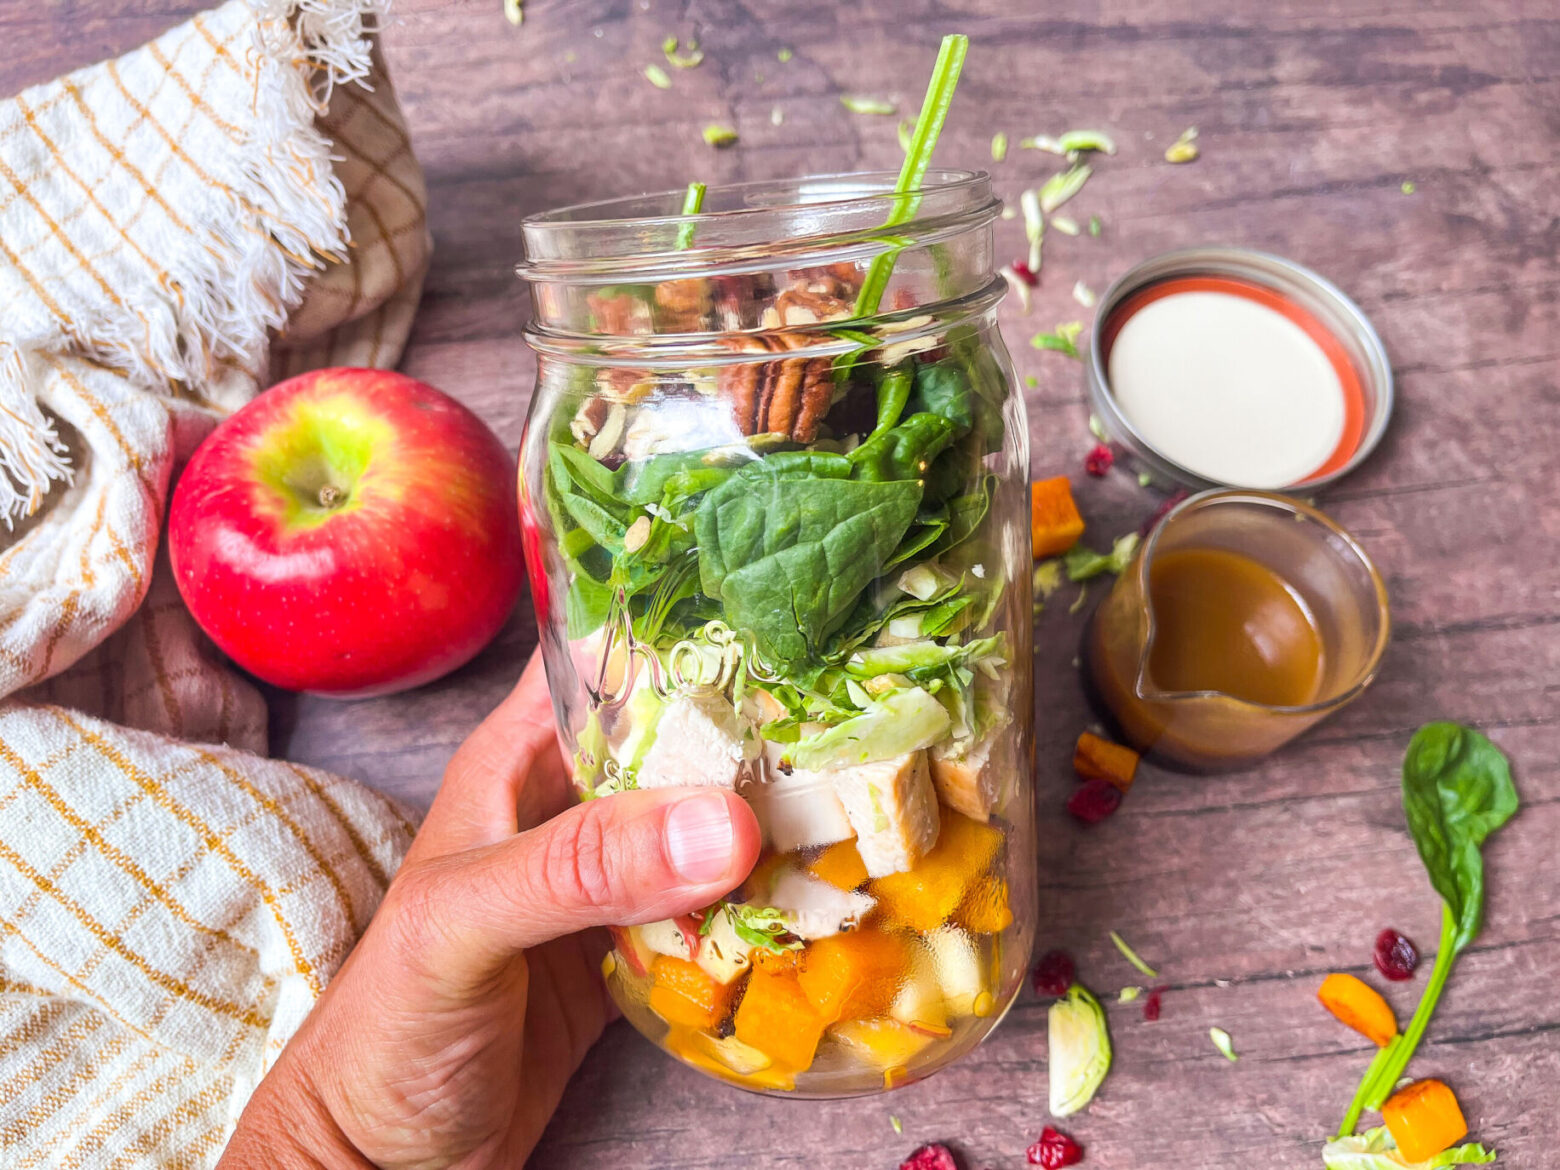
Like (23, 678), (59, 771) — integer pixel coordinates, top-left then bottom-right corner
(169, 367), (523, 697)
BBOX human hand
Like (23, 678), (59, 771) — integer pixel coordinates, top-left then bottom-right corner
(219, 652), (762, 1169)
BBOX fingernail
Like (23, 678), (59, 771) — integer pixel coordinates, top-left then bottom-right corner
(664, 793), (735, 885)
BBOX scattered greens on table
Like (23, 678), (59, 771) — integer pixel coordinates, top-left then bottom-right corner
(1323, 1127), (1496, 1169)
(1335, 723), (1519, 1140)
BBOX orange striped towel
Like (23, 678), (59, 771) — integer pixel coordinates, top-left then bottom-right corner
(0, 1), (431, 1163)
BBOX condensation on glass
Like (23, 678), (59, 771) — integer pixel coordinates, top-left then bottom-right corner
(516, 172), (1035, 1096)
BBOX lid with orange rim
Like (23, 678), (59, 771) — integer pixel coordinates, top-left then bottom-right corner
(1084, 248), (1393, 492)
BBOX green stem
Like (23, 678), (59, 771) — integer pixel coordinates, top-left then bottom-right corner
(1337, 1034), (1400, 1138)
(1365, 903), (1458, 1108)
(675, 181), (706, 250)
(1338, 903), (1458, 1135)
(853, 33), (968, 319)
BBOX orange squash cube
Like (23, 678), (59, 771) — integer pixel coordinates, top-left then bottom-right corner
(648, 956), (736, 1031)
(751, 945), (804, 974)
(871, 812), (1004, 934)
(733, 967), (827, 1073)
(1031, 476), (1085, 559)
(797, 930), (909, 1023)
(1382, 1079), (1468, 1164)
(829, 1017), (934, 1071)
(1317, 972), (1399, 1048)
(810, 840), (870, 891)
(957, 875), (1014, 935)
(1073, 732), (1139, 792)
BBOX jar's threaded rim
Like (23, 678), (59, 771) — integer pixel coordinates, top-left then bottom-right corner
(518, 169), (996, 278)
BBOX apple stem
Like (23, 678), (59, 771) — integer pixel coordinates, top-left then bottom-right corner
(317, 484), (344, 509)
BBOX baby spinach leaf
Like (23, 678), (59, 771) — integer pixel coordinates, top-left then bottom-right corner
(906, 361), (975, 435)
(619, 450), (731, 507)
(694, 453), (920, 665)
(850, 412), (958, 482)
(1402, 721), (1520, 953)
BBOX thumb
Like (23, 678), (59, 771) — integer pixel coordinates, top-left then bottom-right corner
(407, 787), (761, 974)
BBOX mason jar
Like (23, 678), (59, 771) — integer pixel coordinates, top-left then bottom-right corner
(516, 171), (1035, 1096)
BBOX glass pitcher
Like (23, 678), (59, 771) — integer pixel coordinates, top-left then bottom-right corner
(515, 171), (1036, 1096)
(1084, 490), (1389, 770)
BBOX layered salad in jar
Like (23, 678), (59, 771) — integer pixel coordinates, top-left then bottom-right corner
(539, 260), (1030, 1094)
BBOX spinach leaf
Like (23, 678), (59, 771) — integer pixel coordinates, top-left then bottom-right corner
(906, 361), (975, 435)
(619, 450), (731, 507)
(1401, 721), (1520, 952)
(925, 476), (992, 558)
(1336, 722), (1519, 1138)
(694, 453), (921, 665)
(850, 412), (958, 482)
(870, 365), (914, 439)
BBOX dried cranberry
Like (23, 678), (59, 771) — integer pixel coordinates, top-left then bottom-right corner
(1028, 1126), (1084, 1168)
(1374, 929), (1419, 981)
(1084, 443), (1114, 477)
(1139, 489), (1190, 536)
(1032, 949), (1076, 997)
(899, 1144), (958, 1170)
(1067, 778), (1122, 823)
(1143, 984), (1167, 1021)
(1010, 260), (1039, 286)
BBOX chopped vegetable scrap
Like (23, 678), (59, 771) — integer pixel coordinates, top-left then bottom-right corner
(1064, 533), (1139, 581)
(777, 47), (793, 62)
(1142, 985), (1166, 1021)
(1382, 1080), (1469, 1164)
(662, 36), (704, 68)
(1030, 477), (1086, 559)
(1319, 972), (1399, 1048)
(1117, 986), (1142, 1003)
(1209, 1026), (1238, 1062)
(643, 63), (672, 89)
(1067, 778), (1121, 824)
(991, 132), (1009, 162)
(1073, 732), (1138, 792)
(1039, 165), (1092, 214)
(1400, 180), (1417, 195)
(1374, 928), (1419, 982)
(1020, 189), (1044, 272)
(890, 1115), (903, 1135)
(1072, 280), (1096, 307)
(1322, 1125), (1495, 1169)
(899, 1145), (958, 1170)
(1032, 949), (1077, 997)
(1164, 126), (1199, 163)
(1108, 930), (1158, 978)
(1088, 215), (1102, 237)
(1028, 1125), (1085, 1168)
(1050, 215), (1080, 236)
(842, 95), (898, 115)
(1083, 443), (1114, 477)
(701, 123), (738, 147)
(503, 0), (523, 25)
(1049, 984), (1112, 1116)
(1032, 321), (1083, 359)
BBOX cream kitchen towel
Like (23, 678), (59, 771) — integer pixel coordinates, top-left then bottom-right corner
(0, 1), (432, 1163)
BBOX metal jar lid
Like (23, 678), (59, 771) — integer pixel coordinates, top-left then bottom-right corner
(1084, 246), (1394, 492)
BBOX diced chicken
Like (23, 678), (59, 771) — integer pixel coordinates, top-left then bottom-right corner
(929, 734), (1002, 822)
(746, 744), (856, 852)
(635, 690), (756, 790)
(766, 869), (875, 940)
(828, 751), (941, 879)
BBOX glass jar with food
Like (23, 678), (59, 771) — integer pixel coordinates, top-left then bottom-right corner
(516, 169), (1034, 1096)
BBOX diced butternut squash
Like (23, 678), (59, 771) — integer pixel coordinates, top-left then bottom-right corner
(1317, 972), (1398, 1048)
(1382, 1079), (1468, 1164)
(871, 812), (1004, 934)
(664, 1027), (797, 1092)
(829, 1017), (935, 1071)
(751, 945), (804, 974)
(958, 875), (1014, 935)
(797, 930), (909, 1023)
(809, 840), (870, 892)
(733, 968), (828, 1073)
(648, 956), (736, 1031)
(1073, 732), (1139, 792)
(1031, 476), (1085, 558)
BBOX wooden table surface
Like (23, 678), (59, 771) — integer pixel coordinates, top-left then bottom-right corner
(7, 1), (1559, 1166)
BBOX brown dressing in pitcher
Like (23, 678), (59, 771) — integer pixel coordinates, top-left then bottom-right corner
(1144, 547), (1325, 706)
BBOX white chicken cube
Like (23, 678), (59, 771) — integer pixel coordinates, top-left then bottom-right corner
(766, 869), (875, 940)
(828, 750), (941, 879)
(929, 734), (1003, 822)
(746, 744), (856, 853)
(635, 690), (755, 790)
(695, 907), (757, 985)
